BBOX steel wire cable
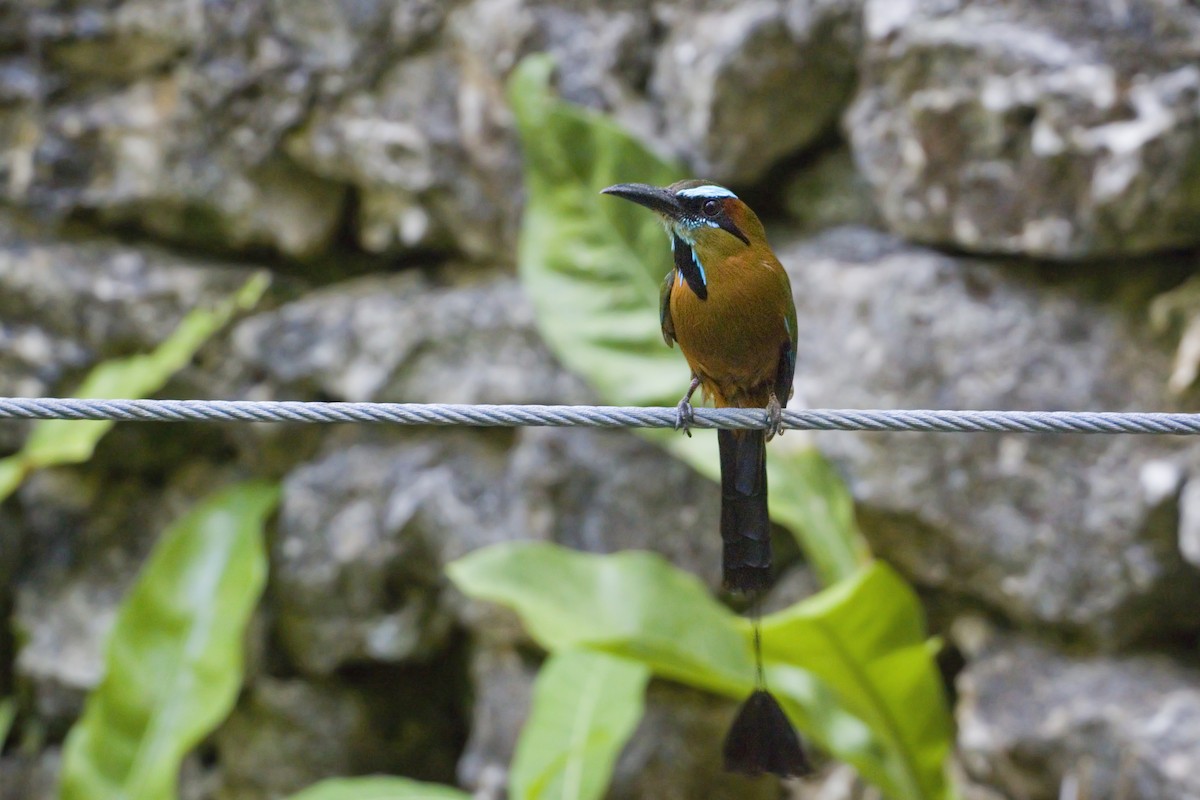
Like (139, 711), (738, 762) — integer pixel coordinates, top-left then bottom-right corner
(1, 397), (1199, 435)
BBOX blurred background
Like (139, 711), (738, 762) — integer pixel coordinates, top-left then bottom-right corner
(2, 0), (1200, 799)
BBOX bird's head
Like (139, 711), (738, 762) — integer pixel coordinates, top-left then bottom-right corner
(601, 179), (767, 262)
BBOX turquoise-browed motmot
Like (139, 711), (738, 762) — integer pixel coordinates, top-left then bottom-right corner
(602, 179), (807, 777)
(602, 179), (797, 594)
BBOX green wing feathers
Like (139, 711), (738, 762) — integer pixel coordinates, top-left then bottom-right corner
(659, 269), (676, 347)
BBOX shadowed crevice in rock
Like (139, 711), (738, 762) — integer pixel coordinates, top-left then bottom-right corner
(212, 653), (471, 798)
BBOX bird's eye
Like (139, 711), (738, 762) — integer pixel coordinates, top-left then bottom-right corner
(703, 199), (721, 217)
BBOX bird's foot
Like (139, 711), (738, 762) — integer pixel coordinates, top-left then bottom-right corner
(675, 397), (696, 437)
(675, 376), (701, 437)
(765, 395), (783, 442)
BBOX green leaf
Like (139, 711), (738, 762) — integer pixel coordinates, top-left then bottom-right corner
(448, 542), (749, 696)
(757, 563), (955, 800)
(0, 272), (270, 504)
(508, 54), (869, 585)
(510, 54), (685, 407)
(449, 543), (956, 800)
(0, 461), (18, 507)
(0, 696), (15, 750)
(510, 650), (650, 800)
(284, 776), (470, 800)
(59, 480), (280, 800)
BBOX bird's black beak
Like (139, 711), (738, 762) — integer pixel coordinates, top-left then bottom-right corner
(601, 183), (682, 219)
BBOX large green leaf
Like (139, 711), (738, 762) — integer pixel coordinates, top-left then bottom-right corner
(59, 481), (280, 800)
(285, 777), (470, 800)
(0, 272), (270, 503)
(448, 542), (748, 696)
(510, 650), (650, 800)
(509, 54), (868, 585)
(449, 543), (955, 800)
(757, 564), (955, 800)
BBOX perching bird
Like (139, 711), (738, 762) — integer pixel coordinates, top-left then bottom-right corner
(601, 179), (797, 594)
(602, 179), (808, 778)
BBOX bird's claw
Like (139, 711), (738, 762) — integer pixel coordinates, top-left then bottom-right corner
(675, 398), (695, 437)
(765, 396), (783, 442)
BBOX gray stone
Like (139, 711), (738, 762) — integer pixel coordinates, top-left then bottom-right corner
(0, 233), (258, 395)
(229, 268), (586, 405)
(781, 763), (1011, 800)
(273, 431), (513, 675)
(1149, 273), (1200, 396)
(287, 0), (660, 259)
(2, 0), (863, 261)
(29, 1), (205, 80)
(211, 678), (389, 800)
(652, 0), (861, 183)
(1179, 472), (1200, 570)
(779, 226), (1200, 646)
(786, 765), (870, 800)
(507, 427), (725, 590)
(0, 0), (381, 258)
(127, 155), (348, 260)
(848, 0), (1200, 258)
(0, 749), (61, 800)
(956, 626), (1200, 800)
(0, 230), (265, 454)
(285, 44), (511, 258)
(456, 644), (537, 797)
(247, 262), (733, 673)
(273, 421), (727, 675)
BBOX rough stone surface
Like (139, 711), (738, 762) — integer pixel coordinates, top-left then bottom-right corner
(1, 0), (851, 263)
(228, 268), (587, 405)
(653, 0), (860, 183)
(0, 749), (60, 800)
(272, 431), (512, 675)
(287, 0), (661, 258)
(848, 0), (1200, 257)
(0, 232), (258, 400)
(507, 427), (725, 590)
(780, 226), (1200, 646)
(956, 625), (1200, 800)
(273, 422), (724, 675)
(0, 1), (366, 258)
(285, 41), (515, 258)
(1177, 471), (1200, 569)
(456, 644), (537, 797)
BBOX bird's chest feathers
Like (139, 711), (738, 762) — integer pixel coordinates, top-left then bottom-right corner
(669, 246), (788, 385)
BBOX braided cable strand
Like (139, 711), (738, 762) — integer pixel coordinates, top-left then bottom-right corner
(0, 397), (1199, 434)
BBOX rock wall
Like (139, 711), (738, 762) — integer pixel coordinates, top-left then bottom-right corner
(2, 1), (1200, 799)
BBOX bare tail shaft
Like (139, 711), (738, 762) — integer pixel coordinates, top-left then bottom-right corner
(718, 428), (770, 593)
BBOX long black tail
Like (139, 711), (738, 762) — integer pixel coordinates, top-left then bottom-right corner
(718, 428), (770, 593)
